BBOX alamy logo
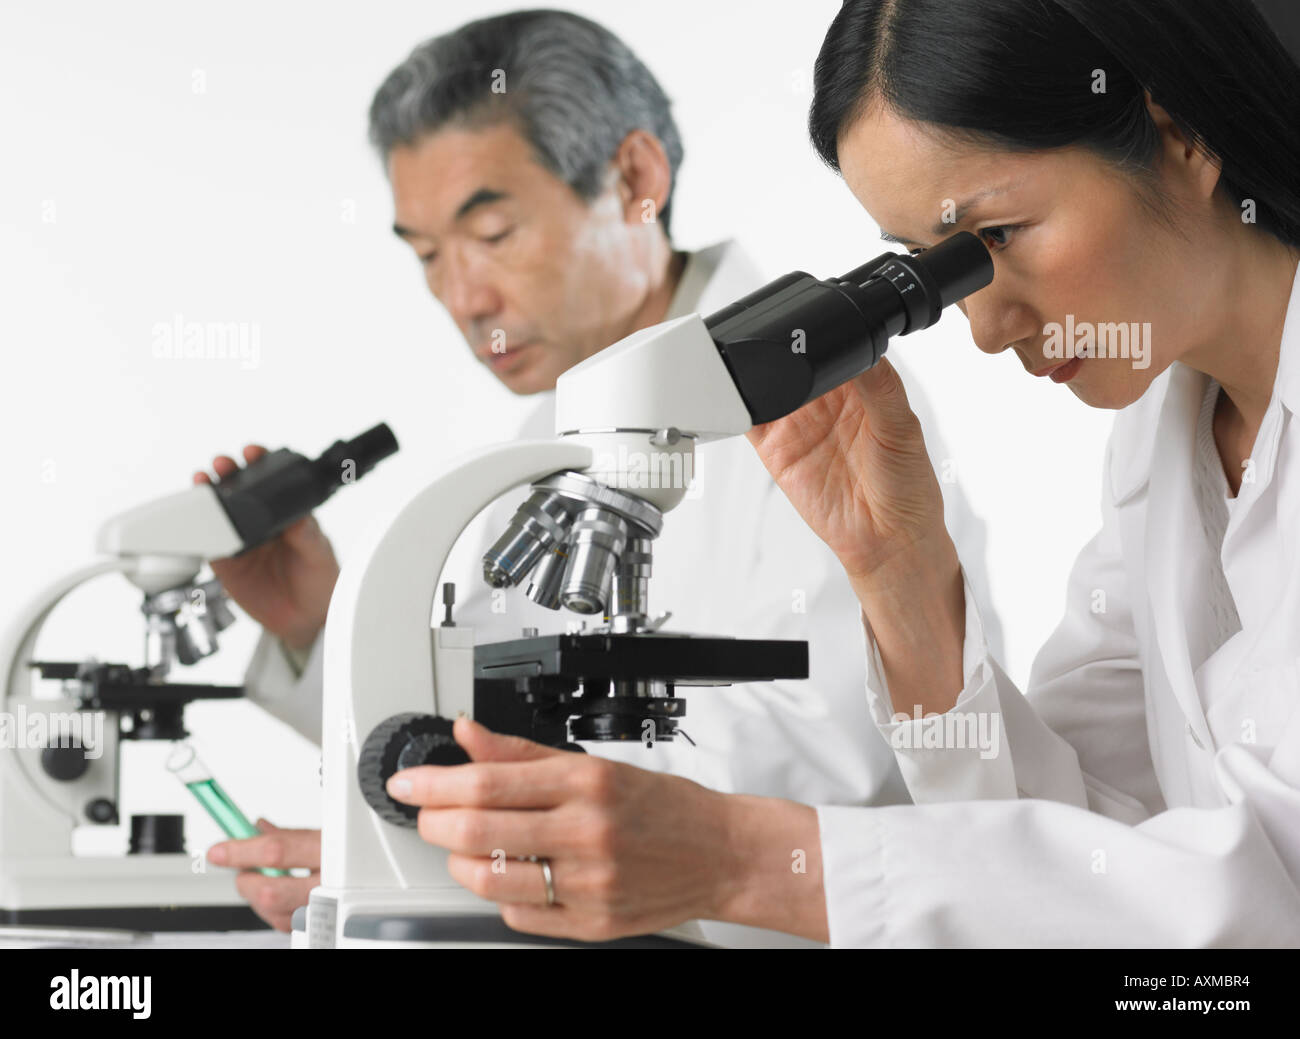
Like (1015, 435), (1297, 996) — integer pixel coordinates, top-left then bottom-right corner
(0, 707), (103, 758)
(151, 312), (261, 369)
(49, 971), (151, 1019)
(1043, 314), (1151, 370)
(589, 444), (699, 495)
(889, 707), (1001, 760)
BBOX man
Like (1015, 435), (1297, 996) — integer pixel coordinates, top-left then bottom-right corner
(197, 9), (1002, 945)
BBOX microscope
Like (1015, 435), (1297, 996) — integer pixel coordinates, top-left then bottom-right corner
(0, 424), (398, 930)
(305, 231), (995, 948)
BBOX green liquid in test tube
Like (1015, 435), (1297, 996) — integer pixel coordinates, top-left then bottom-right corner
(166, 742), (286, 877)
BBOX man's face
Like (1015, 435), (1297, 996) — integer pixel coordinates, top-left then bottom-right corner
(389, 122), (659, 395)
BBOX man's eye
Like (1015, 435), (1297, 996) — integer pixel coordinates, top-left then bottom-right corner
(418, 252), (437, 265)
(482, 228), (514, 245)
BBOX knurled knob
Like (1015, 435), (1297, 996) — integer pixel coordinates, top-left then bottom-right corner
(356, 712), (468, 827)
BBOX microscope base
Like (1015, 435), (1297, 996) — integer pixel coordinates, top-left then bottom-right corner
(1, 855), (266, 931)
(3, 904), (266, 932)
(303, 887), (708, 949)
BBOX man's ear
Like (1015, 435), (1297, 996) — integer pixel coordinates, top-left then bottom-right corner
(612, 129), (673, 231)
(1144, 90), (1222, 201)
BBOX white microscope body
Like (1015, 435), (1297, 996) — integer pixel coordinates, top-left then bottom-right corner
(0, 486), (256, 924)
(307, 231), (995, 948)
(309, 316), (754, 948)
(1, 424), (397, 929)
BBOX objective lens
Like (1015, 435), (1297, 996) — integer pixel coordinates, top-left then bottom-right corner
(524, 544), (569, 610)
(611, 536), (653, 630)
(482, 490), (574, 588)
(173, 615), (215, 666)
(560, 507), (629, 614)
(201, 579), (237, 632)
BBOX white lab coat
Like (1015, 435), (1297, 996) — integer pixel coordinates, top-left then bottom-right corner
(242, 240), (1001, 946)
(819, 261), (1300, 947)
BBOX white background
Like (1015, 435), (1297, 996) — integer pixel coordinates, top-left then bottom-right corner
(0, 0), (1114, 846)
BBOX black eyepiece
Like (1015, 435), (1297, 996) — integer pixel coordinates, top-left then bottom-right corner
(706, 232), (994, 424)
(318, 422), (400, 484)
(214, 423), (400, 551)
(914, 231), (994, 310)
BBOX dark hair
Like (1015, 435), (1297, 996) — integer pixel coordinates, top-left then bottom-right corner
(809, 0), (1300, 248)
(369, 9), (684, 236)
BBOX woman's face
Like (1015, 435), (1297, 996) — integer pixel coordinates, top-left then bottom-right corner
(837, 97), (1221, 410)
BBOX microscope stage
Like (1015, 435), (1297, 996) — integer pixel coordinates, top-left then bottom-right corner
(473, 631), (808, 685)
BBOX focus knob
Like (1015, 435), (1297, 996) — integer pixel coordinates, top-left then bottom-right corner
(357, 712), (469, 827)
(41, 742), (90, 782)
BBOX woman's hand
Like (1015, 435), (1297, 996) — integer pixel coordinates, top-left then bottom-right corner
(193, 445), (340, 651)
(387, 717), (830, 944)
(746, 359), (966, 715)
(745, 358), (948, 581)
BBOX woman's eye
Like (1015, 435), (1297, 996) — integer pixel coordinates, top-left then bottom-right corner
(482, 228), (515, 245)
(979, 225), (1018, 250)
(418, 252), (437, 265)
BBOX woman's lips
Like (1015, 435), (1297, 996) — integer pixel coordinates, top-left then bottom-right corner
(1034, 357), (1084, 384)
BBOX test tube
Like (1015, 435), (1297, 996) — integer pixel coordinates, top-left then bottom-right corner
(166, 742), (286, 878)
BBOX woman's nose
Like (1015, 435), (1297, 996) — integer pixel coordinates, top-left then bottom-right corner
(959, 292), (1026, 356)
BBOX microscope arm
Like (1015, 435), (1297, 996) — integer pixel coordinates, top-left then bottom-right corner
(0, 559), (132, 826)
(320, 439), (592, 891)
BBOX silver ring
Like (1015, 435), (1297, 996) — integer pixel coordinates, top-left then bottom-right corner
(529, 855), (556, 906)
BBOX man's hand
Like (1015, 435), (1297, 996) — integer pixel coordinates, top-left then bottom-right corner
(194, 445), (340, 650)
(386, 717), (829, 943)
(207, 820), (321, 932)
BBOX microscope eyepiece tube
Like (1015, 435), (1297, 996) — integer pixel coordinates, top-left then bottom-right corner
(835, 230), (992, 313)
(213, 422), (399, 552)
(704, 231), (994, 425)
(323, 422), (400, 481)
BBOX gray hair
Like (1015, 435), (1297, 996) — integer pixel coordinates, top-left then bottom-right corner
(368, 9), (684, 236)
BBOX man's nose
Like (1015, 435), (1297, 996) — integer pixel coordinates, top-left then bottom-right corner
(436, 253), (501, 327)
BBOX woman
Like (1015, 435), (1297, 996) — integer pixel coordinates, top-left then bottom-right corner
(385, 0), (1300, 945)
